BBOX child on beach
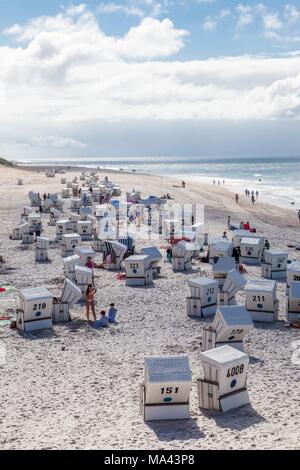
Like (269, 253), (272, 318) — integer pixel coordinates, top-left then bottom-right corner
(108, 303), (118, 324)
(92, 311), (109, 328)
(85, 284), (97, 323)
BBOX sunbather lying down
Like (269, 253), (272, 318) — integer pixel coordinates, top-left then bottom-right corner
(85, 257), (107, 270)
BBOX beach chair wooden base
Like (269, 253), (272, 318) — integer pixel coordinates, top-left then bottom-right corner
(187, 298), (217, 318)
(16, 309), (53, 332)
(11, 230), (23, 240)
(52, 301), (70, 323)
(246, 309), (277, 323)
(126, 275), (153, 287)
(35, 249), (49, 262)
(197, 379), (250, 412)
(172, 257), (192, 272)
(22, 234), (35, 245)
(201, 327), (244, 352)
(197, 379), (219, 410)
(140, 384), (190, 421)
(262, 264), (286, 279)
(61, 249), (75, 258)
(219, 388), (250, 413)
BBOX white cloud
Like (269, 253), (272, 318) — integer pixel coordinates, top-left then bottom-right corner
(202, 8), (231, 32)
(30, 135), (87, 149)
(0, 3), (300, 147)
(219, 9), (231, 19)
(65, 4), (87, 16)
(236, 4), (255, 28)
(284, 4), (300, 23)
(202, 18), (217, 31)
(263, 13), (282, 30)
(3, 10), (188, 60)
(96, 3), (144, 18)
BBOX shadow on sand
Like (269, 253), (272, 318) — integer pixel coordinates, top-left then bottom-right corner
(147, 418), (205, 442)
(201, 405), (266, 431)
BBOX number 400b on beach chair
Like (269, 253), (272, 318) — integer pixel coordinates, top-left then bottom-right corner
(198, 345), (251, 413)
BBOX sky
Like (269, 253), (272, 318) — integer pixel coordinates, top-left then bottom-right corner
(0, 0), (300, 159)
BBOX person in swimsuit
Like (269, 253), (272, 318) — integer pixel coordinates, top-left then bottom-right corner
(85, 284), (97, 323)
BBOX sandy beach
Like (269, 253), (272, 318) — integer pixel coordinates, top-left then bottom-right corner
(0, 164), (299, 450)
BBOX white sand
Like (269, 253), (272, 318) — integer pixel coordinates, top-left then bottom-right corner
(0, 166), (299, 450)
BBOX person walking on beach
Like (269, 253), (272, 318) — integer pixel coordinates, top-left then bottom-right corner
(265, 239), (270, 250)
(85, 285), (97, 323)
(227, 216), (231, 228)
(245, 189), (248, 198)
(298, 210), (300, 223)
(256, 190), (259, 199)
(235, 193), (239, 204)
(232, 246), (241, 266)
(251, 194), (255, 205)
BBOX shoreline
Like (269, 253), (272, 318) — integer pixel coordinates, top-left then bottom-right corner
(16, 163), (300, 213)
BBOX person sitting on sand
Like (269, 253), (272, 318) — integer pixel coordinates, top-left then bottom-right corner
(222, 231), (228, 240)
(243, 221), (250, 230)
(92, 310), (109, 328)
(85, 256), (106, 270)
(85, 284), (97, 323)
(108, 303), (118, 324)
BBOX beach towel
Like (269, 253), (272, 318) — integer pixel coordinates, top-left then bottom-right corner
(0, 313), (16, 327)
